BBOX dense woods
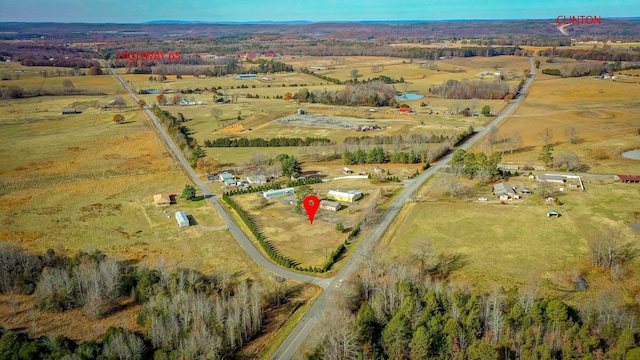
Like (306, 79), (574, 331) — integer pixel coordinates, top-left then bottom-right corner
(0, 244), (269, 359)
(293, 81), (397, 107)
(309, 260), (640, 359)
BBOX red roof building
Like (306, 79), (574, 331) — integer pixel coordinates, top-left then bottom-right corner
(617, 175), (640, 183)
(399, 107), (412, 113)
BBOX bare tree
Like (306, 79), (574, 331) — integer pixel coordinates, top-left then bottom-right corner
(452, 102), (463, 114)
(588, 226), (638, 269)
(541, 128), (553, 145)
(469, 98), (479, 113)
(62, 79), (75, 91)
(564, 127), (579, 144)
(535, 181), (556, 199)
(211, 107), (223, 121)
(506, 133), (523, 154)
(349, 69), (359, 80)
(441, 166), (468, 198)
(555, 151), (580, 171)
(113, 96), (125, 110)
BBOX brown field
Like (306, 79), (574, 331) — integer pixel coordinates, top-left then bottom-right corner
(231, 179), (403, 268)
(477, 75), (640, 174)
(379, 173), (640, 305)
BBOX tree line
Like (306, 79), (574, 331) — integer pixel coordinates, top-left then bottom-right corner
(0, 244), (271, 359)
(309, 259), (640, 359)
(539, 47), (640, 62)
(343, 147), (423, 165)
(150, 104), (203, 167)
(203, 136), (333, 148)
(430, 79), (512, 99)
(0, 85), (104, 100)
(293, 81), (397, 107)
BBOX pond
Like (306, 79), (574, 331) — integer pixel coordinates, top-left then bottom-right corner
(621, 149), (640, 160)
(395, 93), (424, 100)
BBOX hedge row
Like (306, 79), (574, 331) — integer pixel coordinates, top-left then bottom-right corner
(224, 183), (281, 196)
(222, 194), (296, 269)
(286, 177), (323, 187)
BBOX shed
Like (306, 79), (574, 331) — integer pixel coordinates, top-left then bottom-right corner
(327, 190), (363, 203)
(575, 276), (589, 291)
(175, 211), (189, 227)
(520, 186), (531, 194)
(320, 200), (342, 212)
(617, 174), (640, 183)
(547, 209), (560, 217)
(399, 107), (412, 113)
(62, 108), (78, 114)
(537, 174), (565, 183)
(153, 193), (172, 206)
(263, 187), (295, 199)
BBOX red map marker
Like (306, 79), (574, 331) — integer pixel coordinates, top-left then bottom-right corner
(303, 195), (320, 224)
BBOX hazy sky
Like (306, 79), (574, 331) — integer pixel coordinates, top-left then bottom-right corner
(0, 0), (637, 23)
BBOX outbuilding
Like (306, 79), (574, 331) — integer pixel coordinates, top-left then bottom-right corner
(616, 175), (640, 183)
(247, 175), (267, 184)
(62, 108), (78, 114)
(537, 174), (565, 183)
(327, 190), (363, 203)
(493, 183), (519, 200)
(263, 187), (295, 199)
(320, 200), (342, 212)
(175, 211), (190, 227)
(547, 209), (561, 218)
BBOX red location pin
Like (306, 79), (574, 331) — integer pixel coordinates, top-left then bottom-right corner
(303, 195), (320, 224)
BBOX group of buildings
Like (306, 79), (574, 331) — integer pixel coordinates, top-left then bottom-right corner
(153, 193), (190, 228)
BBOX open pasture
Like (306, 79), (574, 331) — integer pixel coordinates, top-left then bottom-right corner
(379, 177), (640, 298)
(485, 75), (640, 174)
(0, 94), (261, 277)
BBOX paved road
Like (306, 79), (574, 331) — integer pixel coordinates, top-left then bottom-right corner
(272, 57), (537, 359)
(110, 69), (331, 289)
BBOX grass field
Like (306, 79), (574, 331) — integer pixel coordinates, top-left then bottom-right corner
(379, 175), (640, 303)
(231, 179), (401, 268)
(479, 74), (640, 174)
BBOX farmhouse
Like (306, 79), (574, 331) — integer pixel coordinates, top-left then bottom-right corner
(536, 174), (565, 183)
(320, 200), (342, 212)
(616, 175), (640, 183)
(263, 187), (295, 199)
(219, 172), (234, 182)
(62, 108), (78, 114)
(493, 183), (519, 200)
(175, 211), (190, 227)
(247, 175), (267, 184)
(153, 193), (172, 206)
(327, 190), (363, 203)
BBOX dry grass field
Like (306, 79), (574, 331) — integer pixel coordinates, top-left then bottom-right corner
(480, 74), (640, 174)
(379, 174), (640, 304)
(231, 179), (402, 268)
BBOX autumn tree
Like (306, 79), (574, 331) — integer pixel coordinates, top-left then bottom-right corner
(156, 94), (165, 105)
(87, 66), (102, 75)
(283, 92), (293, 101)
(137, 99), (146, 109)
(113, 114), (125, 124)
(173, 94), (182, 105)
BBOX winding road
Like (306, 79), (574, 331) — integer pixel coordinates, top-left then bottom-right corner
(112, 56), (536, 359)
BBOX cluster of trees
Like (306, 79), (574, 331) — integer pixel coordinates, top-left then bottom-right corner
(394, 46), (521, 60)
(243, 58), (294, 73)
(203, 136), (332, 148)
(431, 79), (512, 99)
(540, 48), (640, 62)
(275, 154), (302, 177)
(0, 85), (104, 100)
(451, 149), (502, 183)
(542, 62), (615, 77)
(300, 68), (342, 84)
(19, 55), (102, 69)
(0, 245), (272, 359)
(293, 81), (397, 107)
(310, 259), (640, 360)
(343, 147), (423, 165)
(343, 74), (403, 85)
(224, 183), (281, 196)
(344, 134), (454, 147)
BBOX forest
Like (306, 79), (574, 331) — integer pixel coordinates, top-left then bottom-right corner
(308, 259), (640, 359)
(293, 81), (397, 107)
(0, 244), (270, 359)
(430, 79), (512, 99)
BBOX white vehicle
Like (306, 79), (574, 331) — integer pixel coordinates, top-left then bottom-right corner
(478, 197), (488, 201)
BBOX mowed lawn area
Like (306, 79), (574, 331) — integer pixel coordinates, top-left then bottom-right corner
(379, 180), (640, 296)
(0, 92), (261, 277)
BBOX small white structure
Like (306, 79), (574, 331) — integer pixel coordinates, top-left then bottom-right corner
(263, 187), (295, 199)
(219, 172), (234, 182)
(327, 190), (363, 203)
(175, 211), (189, 227)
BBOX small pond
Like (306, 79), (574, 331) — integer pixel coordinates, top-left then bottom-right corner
(395, 93), (424, 100)
(621, 149), (640, 160)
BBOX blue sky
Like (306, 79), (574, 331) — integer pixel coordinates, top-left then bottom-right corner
(0, 0), (637, 23)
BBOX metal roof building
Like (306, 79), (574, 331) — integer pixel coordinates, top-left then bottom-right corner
(263, 187), (295, 199)
(320, 200), (342, 212)
(175, 211), (189, 227)
(327, 190), (363, 203)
